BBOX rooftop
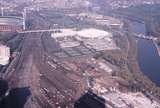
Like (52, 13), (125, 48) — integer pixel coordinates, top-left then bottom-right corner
(52, 28), (112, 39)
(77, 28), (112, 39)
(0, 16), (23, 26)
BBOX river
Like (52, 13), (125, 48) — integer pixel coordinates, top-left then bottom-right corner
(131, 21), (160, 86)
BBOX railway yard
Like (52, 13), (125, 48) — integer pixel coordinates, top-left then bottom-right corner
(0, 7), (160, 108)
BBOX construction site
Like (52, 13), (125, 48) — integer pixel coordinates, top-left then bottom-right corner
(0, 2), (160, 108)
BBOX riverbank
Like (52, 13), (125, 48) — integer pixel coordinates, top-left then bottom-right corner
(119, 20), (160, 103)
(127, 33), (160, 100)
(97, 30), (160, 101)
(116, 19), (160, 100)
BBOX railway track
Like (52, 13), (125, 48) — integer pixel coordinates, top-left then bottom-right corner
(0, 10), (88, 107)
(2, 34), (25, 80)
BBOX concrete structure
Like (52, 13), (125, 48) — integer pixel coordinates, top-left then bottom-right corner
(59, 41), (80, 48)
(134, 33), (158, 41)
(52, 29), (77, 38)
(77, 28), (112, 39)
(52, 28), (112, 40)
(52, 28), (119, 51)
(103, 92), (160, 108)
(0, 44), (10, 65)
(0, 16), (23, 32)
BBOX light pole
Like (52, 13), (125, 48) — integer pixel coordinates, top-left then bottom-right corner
(1, 7), (4, 16)
(23, 8), (27, 30)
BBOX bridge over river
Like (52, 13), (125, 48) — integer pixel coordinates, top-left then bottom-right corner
(134, 33), (158, 41)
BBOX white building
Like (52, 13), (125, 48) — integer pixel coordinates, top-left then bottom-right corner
(0, 44), (10, 65)
(52, 28), (112, 40)
(77, 28), (112, 39)
(52, 28), (118, 51)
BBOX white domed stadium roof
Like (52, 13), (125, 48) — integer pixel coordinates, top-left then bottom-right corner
(77, 28), (111, 39)
(52, 28), (112, 40)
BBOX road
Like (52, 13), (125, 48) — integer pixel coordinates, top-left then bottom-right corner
(18, 29), (60, 34)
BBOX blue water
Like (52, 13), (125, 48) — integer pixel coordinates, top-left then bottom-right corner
(131, 21), (160, 86)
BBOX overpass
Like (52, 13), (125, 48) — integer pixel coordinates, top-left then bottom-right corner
(19, 29), (159, 41)
(113, 29), (159, 41)
(134, 33), (158, 41)
(18, 29), (61, 34)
